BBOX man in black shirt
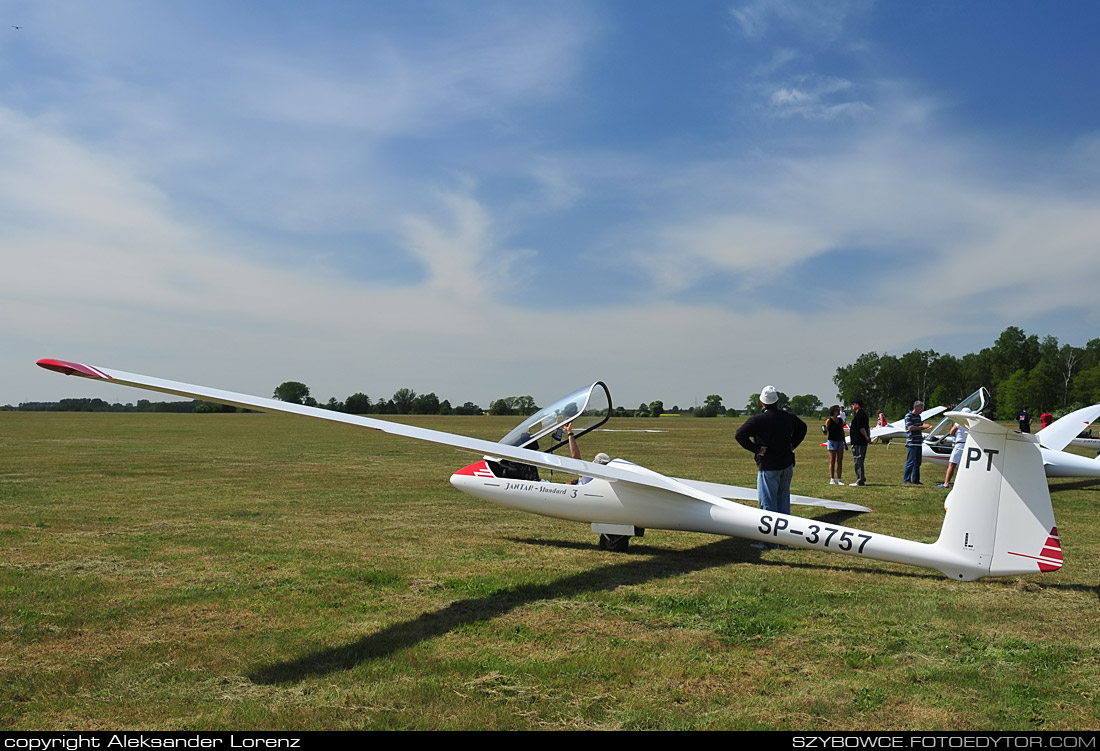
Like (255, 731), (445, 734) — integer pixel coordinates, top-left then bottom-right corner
(735, 385), (808, 517)
(848, 399), (870, 486)
(1018, 406), (1032, 433)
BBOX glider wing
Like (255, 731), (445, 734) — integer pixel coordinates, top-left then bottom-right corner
(36, 359), (773, 513)
(671, 477), (871, 513)
(1035, 403), (1100, 453)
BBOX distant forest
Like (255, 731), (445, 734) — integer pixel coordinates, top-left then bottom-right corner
(833, 326), (1100, 420)
(9, 327), (1097, 419)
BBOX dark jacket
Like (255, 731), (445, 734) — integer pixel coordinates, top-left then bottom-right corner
(849, 409), (870, 447)
(735, 405), (808, 471)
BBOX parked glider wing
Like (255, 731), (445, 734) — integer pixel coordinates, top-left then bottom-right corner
(1036, 403), (1100, 453)
(870, 405), (947, 443)
(672, 477), (871, 513)
(35, 359), (756, 513)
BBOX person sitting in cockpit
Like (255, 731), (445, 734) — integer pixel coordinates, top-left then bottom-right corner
(565, 422), (611, 484)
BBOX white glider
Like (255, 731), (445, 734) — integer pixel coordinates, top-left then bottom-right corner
(870, 405), (947, 444)
(923, 390), (1100, 479)
(39, 358), (1063, 580)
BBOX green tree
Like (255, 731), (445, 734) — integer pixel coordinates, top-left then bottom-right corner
(273, 381), (310, 404)
(1026, 359), (1060, 413)
(513, 396), (539, 416)
(695, 394), (724, 418)
(649, 400), (664, 418)
(490, 396), (538, 416)
(990, 326), (1040, 385)
(411, 392), (441, 415)
(899, 349), (938, 405)
(345, 393), (371, 414)
(997, 368), (1031, 419)
(636, 402), (650, 417)
(788, 394), (822, 416)
(928, 385), (948, 408)
(392, 388), (417, 414)
(835, 352), (887, 408)
(490, 398), (516, 416)
(1071, 365), (1100, 407)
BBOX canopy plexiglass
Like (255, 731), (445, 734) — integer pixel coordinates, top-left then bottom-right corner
(924, 387), (990, 455)
(498, 382), (611, 453)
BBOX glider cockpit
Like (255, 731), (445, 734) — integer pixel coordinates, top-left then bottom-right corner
(493, 382), (611, 480)
(923, 387), (990, 458)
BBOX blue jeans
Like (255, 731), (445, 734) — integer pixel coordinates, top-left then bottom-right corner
(904, 445), (922, 483)
(758, 465), (793, 516)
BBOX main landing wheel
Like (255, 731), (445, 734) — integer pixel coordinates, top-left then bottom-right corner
(599, 533), (630, 552)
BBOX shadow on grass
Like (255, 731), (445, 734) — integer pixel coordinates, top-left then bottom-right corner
(1048, 478), (1100, 493)
(246, 522), (950, 685)
(247, 535), (766, 684)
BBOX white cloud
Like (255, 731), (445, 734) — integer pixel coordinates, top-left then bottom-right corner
(729, 0), (869, 42)
(765, 75), (870, 120)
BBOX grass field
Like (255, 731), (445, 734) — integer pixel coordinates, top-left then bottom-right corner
(2, 411), (1099, 730)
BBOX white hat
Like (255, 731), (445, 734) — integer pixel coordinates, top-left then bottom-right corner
(594, 452), (611, 465)
(760, 385), (779, 405)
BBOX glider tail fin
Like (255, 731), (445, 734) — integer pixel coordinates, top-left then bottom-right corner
(934, 412), (1060, 580)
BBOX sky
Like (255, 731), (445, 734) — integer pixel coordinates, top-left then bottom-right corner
(3, 0), (1099, 412)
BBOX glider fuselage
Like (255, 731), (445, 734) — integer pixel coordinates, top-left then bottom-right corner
(449, 458), (999, 581)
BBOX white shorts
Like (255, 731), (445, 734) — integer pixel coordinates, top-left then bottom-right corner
(950, 441), (966, 464)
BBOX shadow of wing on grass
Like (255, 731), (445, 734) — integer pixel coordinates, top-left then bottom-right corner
(1048, 478), (1100, 493)
(247, 528), (961, 686)
(247, 536), (749, 685)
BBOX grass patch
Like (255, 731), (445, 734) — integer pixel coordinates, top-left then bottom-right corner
(2, 411), (1099, 729)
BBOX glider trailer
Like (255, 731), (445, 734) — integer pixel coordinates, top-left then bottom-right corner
(38, 358), (1062, 582)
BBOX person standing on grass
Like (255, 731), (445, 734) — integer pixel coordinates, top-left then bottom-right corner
(939, 407), (972, 489)
(903, 401), (933, 485)
(848, 399), (870, 487)
(825, 405), (846, 485)
(1018, 406), (1032, 433)
(735, 385), (808, 545)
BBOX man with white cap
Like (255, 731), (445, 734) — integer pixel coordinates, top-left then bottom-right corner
(735, 386), (808, 537)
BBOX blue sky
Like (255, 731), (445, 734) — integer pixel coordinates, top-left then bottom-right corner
(3, 1), (1099, 412)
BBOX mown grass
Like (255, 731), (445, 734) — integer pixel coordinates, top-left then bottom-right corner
(2, 411), (1099, 730)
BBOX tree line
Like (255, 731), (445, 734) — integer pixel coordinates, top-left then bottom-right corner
(270, 381), (536, 417)
(4, 398), (237, 413)
(16, 326), (1090, 421)
(833, 327), (1100, 420)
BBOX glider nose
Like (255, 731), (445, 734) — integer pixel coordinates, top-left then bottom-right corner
(450, 460), (496, 491)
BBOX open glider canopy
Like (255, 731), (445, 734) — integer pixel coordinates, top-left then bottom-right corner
(924, 387), (990, 458)
(499, 382), (611, 453)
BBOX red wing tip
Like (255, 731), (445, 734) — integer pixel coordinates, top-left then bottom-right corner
(36, 359), (112, 380)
